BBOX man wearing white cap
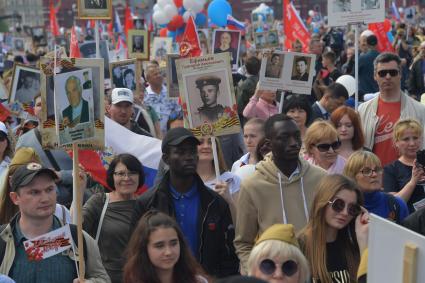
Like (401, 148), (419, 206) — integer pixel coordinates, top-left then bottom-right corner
(107, 88), (152, 137)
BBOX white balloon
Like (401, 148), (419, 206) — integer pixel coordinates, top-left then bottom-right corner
(153, 3), (161, 12)
(157, 0), (173, 8)
(164, 3), (178, 20)
(183, 0), (196, 10)
(153, 10), (169, 25)
(191, 1), (204, 13)
(336, 75), (356, 97)
(308, 10), (315, 17)
(183, 10), (196, 22)
(398, 7), (404, 13)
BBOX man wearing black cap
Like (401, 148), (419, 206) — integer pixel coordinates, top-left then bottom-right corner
(195, 75), (225, 124)
(0, 163), (110, 282)
(131, 127), (239, 278)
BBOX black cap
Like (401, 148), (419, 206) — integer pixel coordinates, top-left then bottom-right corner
(195, 76), (221, 89)
(10, 163), (57, 192)
(161, 127), (200, 153)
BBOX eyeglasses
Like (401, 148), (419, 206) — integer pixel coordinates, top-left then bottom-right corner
(359, 167), (383, 177)
(314, 141), (341, 152)
(259, 259), (298, 277)
(113, 171), (139, 178)
(377, 69), (399, 78)
(328, 198), (361, 217)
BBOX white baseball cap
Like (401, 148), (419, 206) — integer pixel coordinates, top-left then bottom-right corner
(0, 121), (7, 135)
(111, 88), (134, 104)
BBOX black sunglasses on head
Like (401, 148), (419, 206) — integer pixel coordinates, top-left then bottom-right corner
(328, 198), (361, 217)
(315, 141), (341, 152)
(377, 69), (399, 78)
(259, 259), (298, 277)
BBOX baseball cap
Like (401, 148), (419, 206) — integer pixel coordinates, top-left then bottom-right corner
(10, 162), (57, 192)
(161, 127), (200, 153)
(111, 88), (134, 104)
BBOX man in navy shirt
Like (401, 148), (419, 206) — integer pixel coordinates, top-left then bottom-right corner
(131, 127), (239, 278)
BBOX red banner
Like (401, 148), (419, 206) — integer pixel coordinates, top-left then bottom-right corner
(49, 1), (60, 37)
(283, 0), (310, 52)
(368, 22), (394, 53)
(69, 26), (81, 58)
(179, 16), (201, 58)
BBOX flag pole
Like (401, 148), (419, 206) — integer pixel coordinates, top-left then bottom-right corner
(211, 137), (220, 182)
(95, 20), (100, 58)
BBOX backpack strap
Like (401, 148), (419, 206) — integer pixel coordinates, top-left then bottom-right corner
(0, 224), (7, 264)
(387, 193), (401, 223)
(95, 193), (109, 244)
(69, 224), (87, 263)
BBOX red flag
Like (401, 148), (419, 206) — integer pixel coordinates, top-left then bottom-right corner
(179, 16), (201, 58)
(283, 0), (310, 52)
(50, 1), (60, 37)
(70, 26), (81, 58)
(0, 103), (10, 122)
(124, 4), (134, 37)
(368, 22), (394, 53)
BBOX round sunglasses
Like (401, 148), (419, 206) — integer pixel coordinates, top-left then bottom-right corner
(328, 198), (361, 217)
(259, 259), (298, 277)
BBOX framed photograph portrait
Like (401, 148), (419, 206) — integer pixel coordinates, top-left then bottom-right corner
(40, 57), (105, 149)
(13, 37), (25, 52)
(291, 55), (312, 82)
(133, 18), (145, 30)
(212, 29), (241, 70)
(166, 54), (180, 99)
(110, 59), (141, 93)
(9, 64), (41, 106)
(78, 0), (112, 20)
(176, 52), (240, 137)
(128, 30), (149, 60)
(198, 29), (211, 56)
(80, 40), (111, 78)
(54, 68), (95, 145)
(327, 0), (385, 27)
(258, 51), (286, 91)
(151, 37), (173, 65)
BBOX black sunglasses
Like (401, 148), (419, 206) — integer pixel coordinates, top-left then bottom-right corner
(377, 69), (399, 78)
(259, 259), (298, 277)
(315, 141), (341, 152)
(328, 198), (361, 217)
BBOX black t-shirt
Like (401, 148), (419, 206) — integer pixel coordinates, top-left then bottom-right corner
(326, 240), (351, 283)
(384, 160), (425, 213)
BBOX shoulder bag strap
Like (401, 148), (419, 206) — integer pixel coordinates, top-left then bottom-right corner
(95, 193), (109, 244)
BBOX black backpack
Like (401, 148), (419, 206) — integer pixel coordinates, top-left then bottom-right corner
(0, 223), (87, 266)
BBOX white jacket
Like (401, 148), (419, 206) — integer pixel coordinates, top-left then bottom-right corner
(358, 91), (425, 150)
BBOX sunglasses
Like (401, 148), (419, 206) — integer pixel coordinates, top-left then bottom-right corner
(328, 198), (361, 217)
(377, 69), (399, 78)
(360, 167), (383, 177)
(315, 141), (341, 152)
(259, 259), (298, 277)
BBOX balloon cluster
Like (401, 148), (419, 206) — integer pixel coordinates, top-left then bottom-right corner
(153, 0), (208, 39)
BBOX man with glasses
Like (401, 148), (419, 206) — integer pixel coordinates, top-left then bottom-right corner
(234, 114), (326, 274)
(358, 52), (425, 166)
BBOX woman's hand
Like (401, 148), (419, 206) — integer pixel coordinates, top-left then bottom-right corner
(214, 180), (232, 202)
(355, 207), (369, 254)
(410, 160), (425, 185)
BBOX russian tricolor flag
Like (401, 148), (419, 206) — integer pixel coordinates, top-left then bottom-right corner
(77, 117), (162, 194)
(114, 9), (123, 33)
(226, 15), (245, 32)
(391, 2), (400, 21)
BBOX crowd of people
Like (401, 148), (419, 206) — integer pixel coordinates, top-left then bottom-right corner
(1, 8), (425, 283)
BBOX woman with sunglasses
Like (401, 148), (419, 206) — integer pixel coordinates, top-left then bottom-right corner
(304, 120), (346, 174)
(123, 211), (208, 283)
(343, 151), (409, 224)
(83, 153), (145, 283)
(330, 106), (365, 160)
(298, 174), (368, 283)
(247, 224), (310, 283)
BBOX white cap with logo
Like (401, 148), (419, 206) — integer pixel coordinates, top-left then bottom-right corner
(111, 88), (134, 104)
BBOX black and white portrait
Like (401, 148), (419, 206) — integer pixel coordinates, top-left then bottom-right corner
(10, 65), (40, 105)
(333, 0), (351, 12)
(13, 38), (25, 52)
(133, 19), (145, 30)
(265, 53), (284, 79)
(291, 56), (311, 81)
(78, 0), (111, 19)
(361, 0), (380, 10)
(84, 0), (107, 9)
(110, 60), (137, 91)
(132, 35), (144, 53)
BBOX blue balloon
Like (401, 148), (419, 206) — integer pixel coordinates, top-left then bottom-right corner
(167, 31), (176, 38)
(208, 0), (232, 27)
(195, 13), (207, 27)
(179, 7), (186, 15)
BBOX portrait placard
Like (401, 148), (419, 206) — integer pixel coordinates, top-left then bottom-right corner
(12, 37), (25, 52)
(166, 54), (180, 99)
(109, 59), (141, 93)
(128, 30), (149, 60)
(40, 57), (104, 149)
(254, 30), (279, 49)
(77, 0), (112, 20)
(176, 52), (240, 137)
(327, 0), (385, 27)
(54, 68), (95, 145)
(212, 29), (241, 70)
(80, 40), (111, 78)
(151, 37), (173, 67)
(258, 51), (316, 94)
(9, 64), (40, 106)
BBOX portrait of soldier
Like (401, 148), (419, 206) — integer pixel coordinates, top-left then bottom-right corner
(62, 75), (90, 128)
(195, 76), (225, 124)
(291, 57), (309, 81)
(133, 36), (144, 53)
